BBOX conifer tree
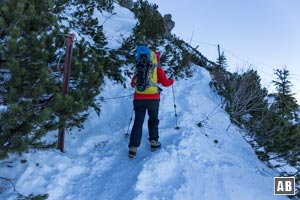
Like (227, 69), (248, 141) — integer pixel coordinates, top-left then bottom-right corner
(252, 67), (300, 174)
(0, 0), (62, 157)
(270, 67), (299, 121)
(132, 0), (165, 42)
(0, 0), (106, 158)
(216, 51), (228, 69)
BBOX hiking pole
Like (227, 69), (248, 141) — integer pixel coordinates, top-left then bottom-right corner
(125, 108), (134, 137)
(172, 84), (180, 130)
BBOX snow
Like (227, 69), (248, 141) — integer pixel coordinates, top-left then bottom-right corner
(0, 65), (288, 200)
(60, 3), (136, 49)
(0, 3), (290, 200)
(98, 4), (136, 49)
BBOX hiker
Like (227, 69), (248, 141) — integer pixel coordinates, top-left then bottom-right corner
(128, 48), (174, 158)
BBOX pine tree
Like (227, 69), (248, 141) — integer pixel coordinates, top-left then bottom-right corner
(269, 67), (299, 162)
(0, 0), (62, 157)
(270, 67), (299, 121)
(132, 0), (166, 42)
(0, 0), (106, 158)
(252, 67), (300, 174)
(216, 51), (228, 69)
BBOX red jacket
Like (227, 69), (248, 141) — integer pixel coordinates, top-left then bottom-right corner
(131, 66), (174, 99)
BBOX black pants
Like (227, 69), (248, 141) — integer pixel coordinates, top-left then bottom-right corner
(129, 99), (160, 147)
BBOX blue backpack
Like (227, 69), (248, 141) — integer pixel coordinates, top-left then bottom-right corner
(135, 46), (151, 91)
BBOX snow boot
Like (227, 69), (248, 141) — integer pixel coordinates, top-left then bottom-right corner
(128, 146), (137, 158)
(150, 140), (161, 151)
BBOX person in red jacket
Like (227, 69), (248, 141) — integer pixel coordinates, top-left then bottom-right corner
(128, 51), (174, 157)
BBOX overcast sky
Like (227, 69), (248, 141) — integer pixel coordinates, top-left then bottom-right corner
(144, 0), (300, 101)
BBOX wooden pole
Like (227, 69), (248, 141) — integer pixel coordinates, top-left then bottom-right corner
(57, 34), (74, 152)
(217, 44), (221, 68)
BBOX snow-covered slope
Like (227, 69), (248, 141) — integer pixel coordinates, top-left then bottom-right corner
(0, 3), (288, 200)
(98, 4), (136, 49)
(1, 65), (287, 200)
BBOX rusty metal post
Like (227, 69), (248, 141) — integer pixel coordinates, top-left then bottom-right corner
(57, 34), (74, 152)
